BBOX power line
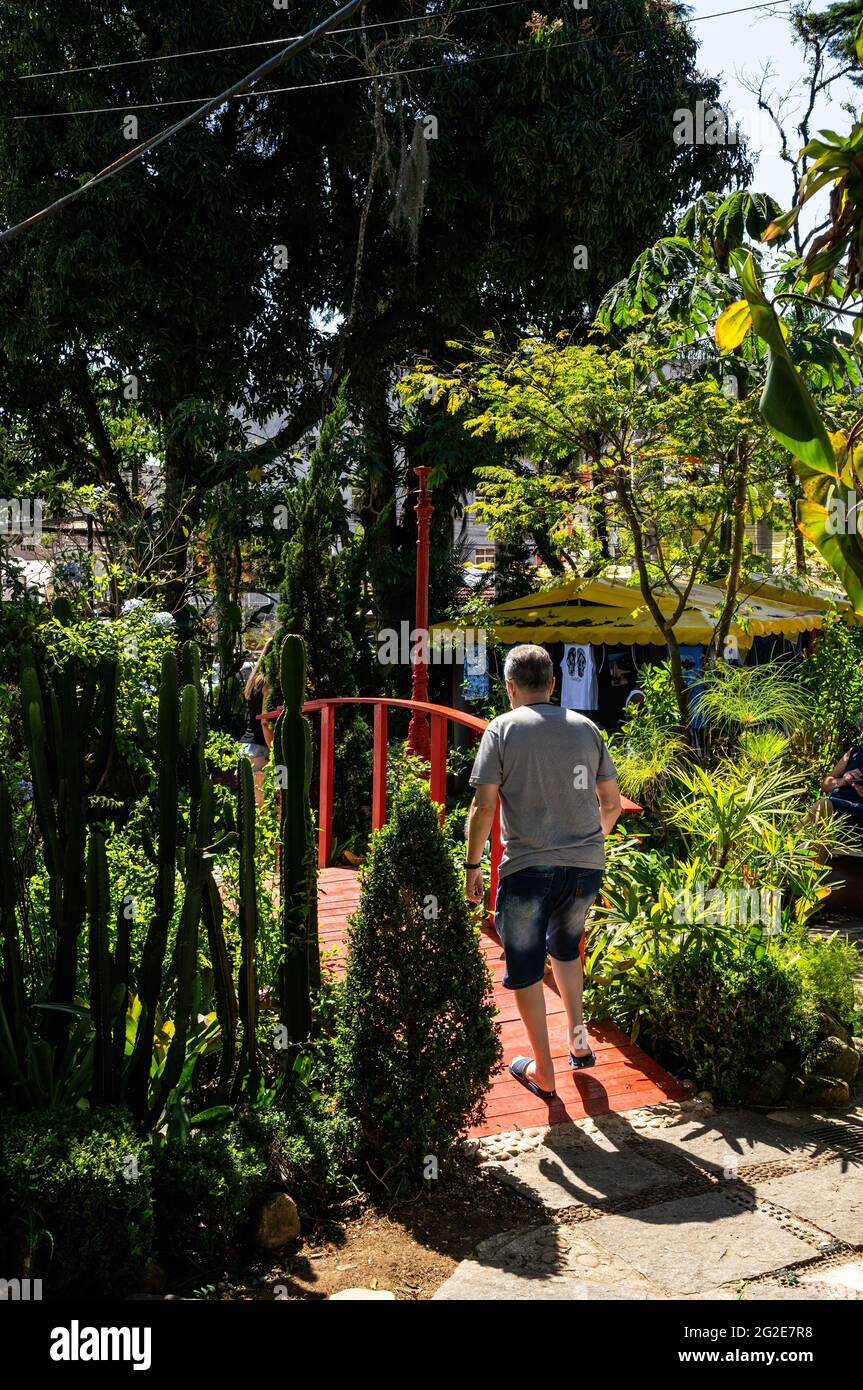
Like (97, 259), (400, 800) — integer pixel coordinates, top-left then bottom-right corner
(9, 0), (530, 82)
(0, 0), (364, 245)
(7, 0), (796, 123)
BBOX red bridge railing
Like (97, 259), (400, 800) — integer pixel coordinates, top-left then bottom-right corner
(262, 695), (640, 916)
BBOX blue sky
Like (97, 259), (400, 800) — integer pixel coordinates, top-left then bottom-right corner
(688, 0), (859, 223)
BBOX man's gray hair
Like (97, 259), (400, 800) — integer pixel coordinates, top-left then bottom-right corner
(503, 643), (554, 692)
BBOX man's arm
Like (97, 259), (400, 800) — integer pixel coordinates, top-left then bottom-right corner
(465, 783), (498, 903)
(822, 750), (850, 793)
(260, 685), (274, 749)
(597, 777), (622, 836)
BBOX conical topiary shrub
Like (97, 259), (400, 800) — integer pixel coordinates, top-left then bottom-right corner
(337, 776), (501, 1188)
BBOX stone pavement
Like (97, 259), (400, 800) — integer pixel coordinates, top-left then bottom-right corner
(434, 1097), (863, 1300)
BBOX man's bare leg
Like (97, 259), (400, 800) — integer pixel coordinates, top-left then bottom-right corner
(513, 979), (555, 1092)
(549, 956), (592, 1057)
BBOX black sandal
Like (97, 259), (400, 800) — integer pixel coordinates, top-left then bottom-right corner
(569, 1025), (596, 1070)
(509, 1056), (556, 1100)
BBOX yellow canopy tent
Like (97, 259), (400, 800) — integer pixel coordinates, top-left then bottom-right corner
(460, 575), (847, 651)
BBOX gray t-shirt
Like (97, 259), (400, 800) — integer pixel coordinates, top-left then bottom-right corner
(469, 702), (617, 878)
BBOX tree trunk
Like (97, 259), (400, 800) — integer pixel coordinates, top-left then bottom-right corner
(787, 464), (806, 575)
(712, 449), (749, 662)
(665, 626), (692, 732)
(161, 437), (195, 622)
(612, 464), (692, 733)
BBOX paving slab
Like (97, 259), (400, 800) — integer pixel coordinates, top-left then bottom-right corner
(432, 1223), (666, 1301)
(629, 1109), (823, 1177)
(476, 1109), (821, 1211)
(684, 1280), (854, 1301)
(479, 1122), (680, 1210)
(798, 1259), (863, 1295)
(754, 1159), (863, 1246)
(767, 1104), (863, 1125)
(586, 1190), (816, 1296)
(687, 1260), (863, 1301)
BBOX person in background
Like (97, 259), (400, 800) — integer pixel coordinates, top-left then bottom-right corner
(821, 716), (863, 830)
(465, 644), (621, 1101)
(240, 637), (274, 809)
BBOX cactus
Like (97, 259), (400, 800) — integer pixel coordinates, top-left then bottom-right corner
(127, 648), (180, 1115)
(202, 867), (238, 1097)
(0, 779), (25, 1075)
(234, 754), (260, 1097)
(149, 776), (215, 1124)
(86, 828), (113, 1102)
(111, 890), (133, 1091)
(18, 608), (118, 1056)
(0, 628), (262, 1124)
(274, 635), (318, 1048)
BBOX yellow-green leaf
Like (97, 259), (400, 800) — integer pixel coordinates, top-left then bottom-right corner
(762, 206), (799, 243)
(714, 299), (752, 351)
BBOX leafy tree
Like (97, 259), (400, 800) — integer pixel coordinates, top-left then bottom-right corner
(403, 332), (783, 728)
(0, 1), (749, 612)
(268, 388), (367, 704)
(724, 38), (863, 610)
(267, 389), (374, 853)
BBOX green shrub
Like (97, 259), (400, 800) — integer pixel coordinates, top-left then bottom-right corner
(645, 947), (805, 1102)
(780, 928), (861, 1034)
(244, 1095), (359, 1204)
(0, 1106), (153, 1297)
(337, 777), (501, 1189)
(151, 1123), (268, 1273)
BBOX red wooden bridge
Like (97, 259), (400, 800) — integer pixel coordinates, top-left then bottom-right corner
(269, 695), (687, 1137)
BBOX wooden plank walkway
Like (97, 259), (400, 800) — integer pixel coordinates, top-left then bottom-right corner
(318, 866), (687, 1139)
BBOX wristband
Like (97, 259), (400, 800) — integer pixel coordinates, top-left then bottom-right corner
(465, 860), (482, 870)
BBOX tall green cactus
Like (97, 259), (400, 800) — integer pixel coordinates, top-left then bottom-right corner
(149, 776), (215, 1125)
(19, 608), (119, 1057)
(86, 829), (112, 1102)
(203, 866), (238, 1097)
(127, 648), (179, 1116)
(234, 754), (260, 1097)
(0, 628), (261, 1123)
(0, 779), (25, 1082)
(274, 635), (318, 1047)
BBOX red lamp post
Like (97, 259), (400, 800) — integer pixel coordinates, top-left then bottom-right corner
(407, 465), (433, 759)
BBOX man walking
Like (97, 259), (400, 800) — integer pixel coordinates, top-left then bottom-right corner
(465, 644), (621, 1099)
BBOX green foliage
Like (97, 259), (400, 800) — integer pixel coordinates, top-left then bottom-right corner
(0, 1105), (153, 1296)
(584, 733), (863, 1101)
(337, 777), (501, 1189)
(0, 632), (264, 1135)
(151, 1124), (268, 1273)
(799, 610), (863, 762)
(244, 1096), (359, 1206)
(693, 662), (808, 734)
(402, 329), (786, 728)
(608, 669), (686, 804)
(782, 925), (860, 1032)
(646, 946), (804, 1101)
(268, 387), (366, 704)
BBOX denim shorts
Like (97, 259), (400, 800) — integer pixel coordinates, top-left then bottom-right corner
(494, 865), (603, 990)
(240, 741), (269, 761)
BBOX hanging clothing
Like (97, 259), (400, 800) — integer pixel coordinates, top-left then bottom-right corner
(560, 643), (598, 712)
(678, 643), (706, 728)
(240, 683), (268, 757)
(462, 646), (489, 701)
